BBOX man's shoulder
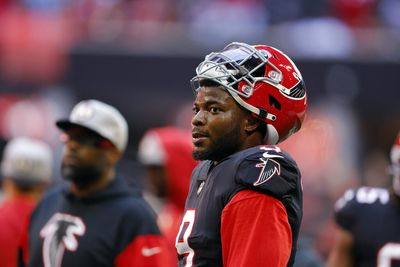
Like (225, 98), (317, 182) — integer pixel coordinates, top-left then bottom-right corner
(110, 194), (160, 234)
(334, 187), (398, 236)
(117, 193), (154, 211)
(335, 186), (390, 212)
(232, 145), (300, 197)
(233, 145), (296, 163)
(334, 186), (392, 231)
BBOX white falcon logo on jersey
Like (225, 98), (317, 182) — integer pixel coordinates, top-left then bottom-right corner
(254, 152), (283, 186)
(40, 213), (86, 267)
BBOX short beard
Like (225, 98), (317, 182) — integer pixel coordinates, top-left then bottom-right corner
(193, 126), (242, 162)
(61, 163), (105, 189)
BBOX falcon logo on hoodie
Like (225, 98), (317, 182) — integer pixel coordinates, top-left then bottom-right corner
(40, 213), (85, 267)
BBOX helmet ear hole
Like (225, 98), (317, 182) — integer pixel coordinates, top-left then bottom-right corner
(268, 95), (281, 110)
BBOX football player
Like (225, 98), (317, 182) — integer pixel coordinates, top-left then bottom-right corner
(175, 42), (307, 266)
(327, 131), (400, 267)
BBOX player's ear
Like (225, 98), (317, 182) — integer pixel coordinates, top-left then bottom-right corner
(105, 148), (122, 165)
(244, 116), (260, 134)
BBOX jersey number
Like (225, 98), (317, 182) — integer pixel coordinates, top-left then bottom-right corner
(176, 209), (196, 267)
(378, 243), (400, 267)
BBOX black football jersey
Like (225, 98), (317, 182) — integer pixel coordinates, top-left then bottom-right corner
(176, 145), (303, 267)
(335, 187), (400, 267)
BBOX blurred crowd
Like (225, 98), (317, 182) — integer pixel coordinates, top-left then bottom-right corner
(0, 0), (400, 69)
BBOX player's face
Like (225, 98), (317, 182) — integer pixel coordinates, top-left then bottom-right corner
(191, 86), (248, 162)
(60, 127), (117, 188)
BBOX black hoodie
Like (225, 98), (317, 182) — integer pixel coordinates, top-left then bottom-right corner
(19, 176), (174, 267)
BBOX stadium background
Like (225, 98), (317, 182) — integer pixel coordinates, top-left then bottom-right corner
(0, 0), (399, 261)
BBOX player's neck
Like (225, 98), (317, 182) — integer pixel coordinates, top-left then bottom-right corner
(239, 134), (264, 152)
(70, 169), (115, 198)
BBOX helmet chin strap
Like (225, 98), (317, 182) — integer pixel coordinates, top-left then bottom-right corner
(227, 90), (277, 121)
(227, 90), (279, 145)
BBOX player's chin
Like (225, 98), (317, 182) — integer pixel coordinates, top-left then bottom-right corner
(192, 146), (209, 161)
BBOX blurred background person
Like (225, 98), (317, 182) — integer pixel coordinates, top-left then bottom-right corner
(138, 126), (198, 263)
(19, 99), (174, 267)
(0, 137), (52, 267)
(327, 131), (400, 267)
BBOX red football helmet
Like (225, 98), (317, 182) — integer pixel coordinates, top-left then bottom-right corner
(391, 132), (400, 195)
(191, 42), (307, 144)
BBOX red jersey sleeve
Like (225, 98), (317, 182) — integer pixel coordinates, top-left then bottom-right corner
(114, 234), (176, 267)
(221, 190), (292, 267)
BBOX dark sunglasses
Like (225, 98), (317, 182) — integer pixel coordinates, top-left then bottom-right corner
(60, 128), (116, 150)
